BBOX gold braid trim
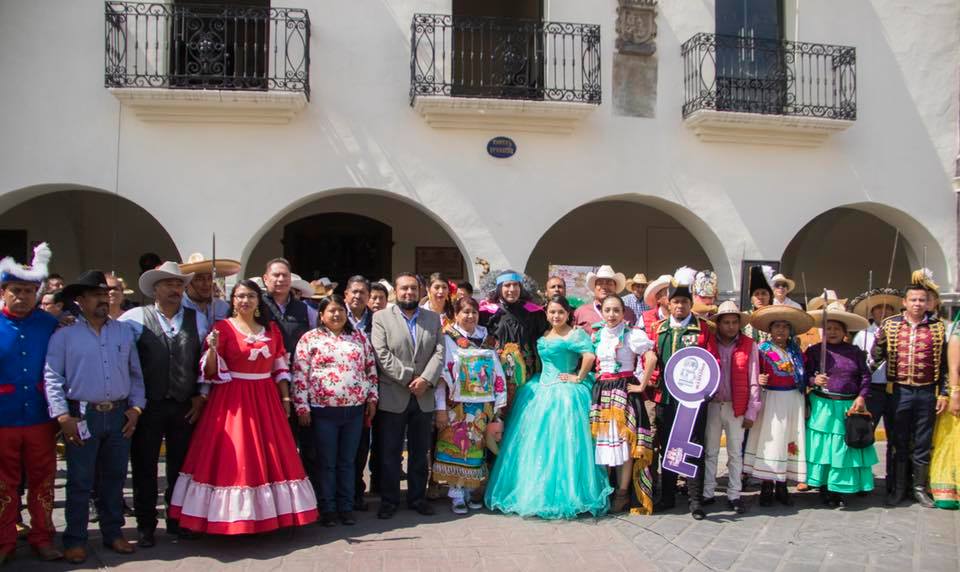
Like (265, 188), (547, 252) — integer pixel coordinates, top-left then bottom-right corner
(931, 320), (945, 382)
(884, 318), (901, 380)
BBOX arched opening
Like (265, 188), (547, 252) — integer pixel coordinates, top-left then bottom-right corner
(0, 189), (179, 296)
(781, 206), (923, 301)
(245, 192), (468, 288)
(524, 199), (715, 288)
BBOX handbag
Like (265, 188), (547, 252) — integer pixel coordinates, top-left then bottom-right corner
(844, 411), (875, 449)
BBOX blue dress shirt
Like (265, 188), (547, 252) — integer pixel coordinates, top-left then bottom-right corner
(44, 316), (146, 418)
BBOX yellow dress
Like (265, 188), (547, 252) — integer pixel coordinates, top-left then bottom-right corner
(932, 410), (960, 509)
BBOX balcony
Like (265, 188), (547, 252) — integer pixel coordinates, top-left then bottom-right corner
(409, 14), (601, 135)
(681, 33), (856, 147)
(104, 1), (310, 124)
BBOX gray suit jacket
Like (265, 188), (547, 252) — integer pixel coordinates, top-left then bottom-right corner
(371, 305), (444, 414)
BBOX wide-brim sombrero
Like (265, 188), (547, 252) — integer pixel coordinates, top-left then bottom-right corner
(749, 304), (814, 334)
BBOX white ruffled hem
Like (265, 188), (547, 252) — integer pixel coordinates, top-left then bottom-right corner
(170, 473), (317, 523)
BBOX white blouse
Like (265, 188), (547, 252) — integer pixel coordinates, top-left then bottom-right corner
(594, 322), (653, 375)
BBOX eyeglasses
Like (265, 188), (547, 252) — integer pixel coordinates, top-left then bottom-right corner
(773, 283), (789, 289)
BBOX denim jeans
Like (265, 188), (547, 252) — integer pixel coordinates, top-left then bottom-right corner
(64, 407), (131, 548)
(311, 405), (364, 513)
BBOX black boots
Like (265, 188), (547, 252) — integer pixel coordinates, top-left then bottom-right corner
(759, 481), (774, 506)
(886, 461), (908, 506)
(774, 482), (793, 506)
(912, 464), (935, 508)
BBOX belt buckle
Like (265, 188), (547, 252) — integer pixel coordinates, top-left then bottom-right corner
(93, 402), (114, 412)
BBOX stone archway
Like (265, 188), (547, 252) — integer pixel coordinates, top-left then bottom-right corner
(244, 191), (470, 287)
(0, 188), (179, 297)
(781, 204), (949, 302)
(524, 197), (725, 290)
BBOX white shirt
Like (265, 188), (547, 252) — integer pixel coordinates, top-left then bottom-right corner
(595, 322), (653, 374)
(774, 297), (803, 309)
(853, 323), (887, 384)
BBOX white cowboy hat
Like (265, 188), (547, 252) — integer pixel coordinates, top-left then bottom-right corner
(809, 301), (870, 332)
(178, 252), (241, 277)
(808, 289), (847, 311)
(770, 273), (796, 294)
(138, 261), (194, 297)
(643, 274), (673, 307)
(713, 299), (749, 324)
(290, 273), (315, 298)
(625, 273), (648, 291)
(586, 265), (626, 294)
(749, 305), (814, 334)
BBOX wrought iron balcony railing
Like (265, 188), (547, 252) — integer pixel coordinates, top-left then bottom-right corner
(105, 1), (310, 98)
(410, 14), (601, 105)
(681, 33), (856, 120)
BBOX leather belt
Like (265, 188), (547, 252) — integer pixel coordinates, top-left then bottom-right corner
(68, 399), (127, 413)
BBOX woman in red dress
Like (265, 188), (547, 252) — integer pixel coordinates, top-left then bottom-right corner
(169, 280), (318, 534)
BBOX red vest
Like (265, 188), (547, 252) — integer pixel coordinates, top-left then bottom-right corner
(729, 334), (754, 417)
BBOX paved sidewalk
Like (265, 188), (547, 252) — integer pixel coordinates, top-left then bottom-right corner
(10, 445), (960, 571)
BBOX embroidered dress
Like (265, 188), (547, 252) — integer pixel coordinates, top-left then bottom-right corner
(590, 323), (652, 466)
(485, 329), (612, 519)
(432, 325), (507, 491)
(590, 322), (655, 514)
(803, 343), (878, 494)
(932, 326), (960, 509)
(743, 341), (808, 483)
(169, 320), (318, 534)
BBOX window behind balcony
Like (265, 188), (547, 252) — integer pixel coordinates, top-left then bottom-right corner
(715, 0), (786, 113)
(450, 0), (544, 100)
(169, 0), (270, 90)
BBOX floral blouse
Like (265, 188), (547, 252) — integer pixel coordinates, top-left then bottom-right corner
(292, 328), (379, 415)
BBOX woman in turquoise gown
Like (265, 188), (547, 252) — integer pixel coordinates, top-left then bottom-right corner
(485, 295), (613, 519)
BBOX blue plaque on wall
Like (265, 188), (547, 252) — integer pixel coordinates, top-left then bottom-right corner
(487, 136), (517, 158)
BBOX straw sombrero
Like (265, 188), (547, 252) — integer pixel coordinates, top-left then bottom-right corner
(808, 289), (847, 311)
(178, 253), (241, 277)
(848, 288), (902, 319)
(748, 305), (814, 334)
(625, 273), (648, 291)
(713, 300), (749, 324)
(809, 301), (869, 331)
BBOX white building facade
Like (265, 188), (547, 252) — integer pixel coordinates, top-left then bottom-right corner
(0, 0), (957, 303)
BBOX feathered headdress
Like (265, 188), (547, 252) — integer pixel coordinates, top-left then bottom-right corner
(668, 266), (697, 301)
(693, 269), (718, 298)
(911, 268), (939, 294)
(0, 242), (52, 285)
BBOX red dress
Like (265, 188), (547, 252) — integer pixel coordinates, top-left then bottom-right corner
(168, 320), (318, 534)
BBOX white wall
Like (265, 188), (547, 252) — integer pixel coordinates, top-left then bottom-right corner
(0, 0), (956, 294)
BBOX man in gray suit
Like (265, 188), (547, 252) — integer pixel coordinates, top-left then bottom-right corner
(371, 272), (444, 519)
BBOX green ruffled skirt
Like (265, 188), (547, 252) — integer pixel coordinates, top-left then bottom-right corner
(806, 393), (878, 494)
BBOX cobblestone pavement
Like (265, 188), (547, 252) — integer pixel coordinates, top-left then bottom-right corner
(10, 444), (960, 571)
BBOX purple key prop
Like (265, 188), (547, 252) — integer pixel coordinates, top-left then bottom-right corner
(661, 346), (721, 479)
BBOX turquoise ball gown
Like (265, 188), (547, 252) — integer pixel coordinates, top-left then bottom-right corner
(485, 328), (612, 519)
